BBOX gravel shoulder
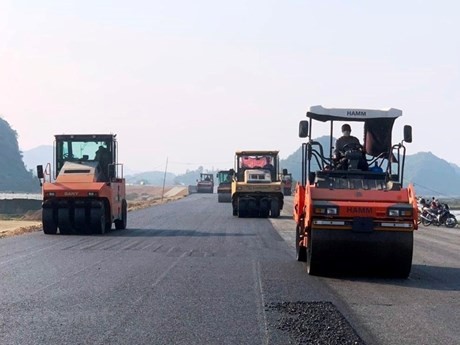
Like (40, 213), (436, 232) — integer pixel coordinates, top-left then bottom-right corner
(0, 185), (188, 238)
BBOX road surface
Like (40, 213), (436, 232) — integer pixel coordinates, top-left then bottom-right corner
(0, 194), (459, 344)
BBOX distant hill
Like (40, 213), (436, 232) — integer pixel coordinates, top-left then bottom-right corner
(125, 167), (217, 187)
(280, 138), (460, 198)
(22, 145), (53, 172)
(0, 118), (40, 192)
(21, 143), (216, 187)
(405, 152), (460, 197)
(280, 135), (332, 181)
(125, 171), (176, 186)
(21, 136), (460, 197)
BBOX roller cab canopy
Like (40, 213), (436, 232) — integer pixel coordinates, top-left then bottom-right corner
(306, 105), (403, 158)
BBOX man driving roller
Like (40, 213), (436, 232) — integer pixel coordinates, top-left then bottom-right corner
(333, 123), (361, 159)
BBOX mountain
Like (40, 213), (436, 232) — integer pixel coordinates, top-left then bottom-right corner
(21, 145), (212, 186)
(280, 135), (332, 181)
(0, 118), (40, 192)
(20, 136), (460, 197)
(280, 140), (460, 198)
(404, 152), (460, 197)
(22, 145), (53, 172)
(125, 171), (176, 186)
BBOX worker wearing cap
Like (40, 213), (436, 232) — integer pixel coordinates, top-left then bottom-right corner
(333, 123), (361, 159)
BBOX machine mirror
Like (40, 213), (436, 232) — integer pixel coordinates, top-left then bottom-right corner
(299, 121), (309, 138)
(403, 125), (412, 143)
(37, 165), (44, 179)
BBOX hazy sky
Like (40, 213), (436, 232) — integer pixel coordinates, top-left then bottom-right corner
(1, 1), (459, 174)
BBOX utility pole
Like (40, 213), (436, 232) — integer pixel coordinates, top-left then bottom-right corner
(161, 157), (168, 201)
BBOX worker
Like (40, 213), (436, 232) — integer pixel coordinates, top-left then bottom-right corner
(333, 124), (368, 171)
(94, 144), (111, 181)
(333, 123), (362, 159)
(263, 157), (274, 170)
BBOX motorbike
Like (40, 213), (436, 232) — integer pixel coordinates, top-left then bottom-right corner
(419, 203), (458, 228)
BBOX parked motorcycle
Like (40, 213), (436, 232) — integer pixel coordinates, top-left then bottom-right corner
(419, 203), (458, 228)
(417, 197), (432, 226)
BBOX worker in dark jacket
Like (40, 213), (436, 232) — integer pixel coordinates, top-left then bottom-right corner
(333, 123), (361, 159)
(94, 145), (111, 181)
(333, 124), (368, 170)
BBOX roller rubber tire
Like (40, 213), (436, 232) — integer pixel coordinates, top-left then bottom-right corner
(58, 208), (73, 235)
(42, 208), (57, 235)
(115, 200), (128, 230)
(91, 205), (105, 235)
(270, 199), (280, 218)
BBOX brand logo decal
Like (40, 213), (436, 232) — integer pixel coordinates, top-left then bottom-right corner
(346, 207), (372, 214)
(64, 192), (79, 196)
(347, 111), (366, 116)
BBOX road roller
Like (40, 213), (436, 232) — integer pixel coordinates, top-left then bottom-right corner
(216, 170), (232, 202)
(36, 134), (127, 235)
(231, 150), (285, 218)
(293, 106), (418, 278)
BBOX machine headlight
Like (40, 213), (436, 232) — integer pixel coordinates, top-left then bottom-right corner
(388, 209), (399, 217)
(88, 192), (98, 197)
(326, 208), (338, 215)
(388, 208), (413, 217)
(314, 207), (338, 215)
(46, 192), (55, 197)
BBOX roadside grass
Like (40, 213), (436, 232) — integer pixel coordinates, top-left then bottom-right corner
(0, 185), (189, 238)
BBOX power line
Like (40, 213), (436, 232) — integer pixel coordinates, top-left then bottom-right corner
(168, 161), (232, 166)
(407, 178), (457, 198)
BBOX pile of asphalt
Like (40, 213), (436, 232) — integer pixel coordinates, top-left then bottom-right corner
(266, 301), (365, 345)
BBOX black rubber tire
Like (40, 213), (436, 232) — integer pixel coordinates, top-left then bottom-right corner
(90, 205), (105, 235)
(42, 208), (57, 235)
(74, 207), (89, 234)
(104, 200), (112, 232)
(248, 199), (257, 217)
(421, 217), (432, 226)
(115, 200), (128, 230)
(58, 208), (72, 235)
(260, 199), (269, 218)
(238, 199), (248, 218)
(445, 216), (458, 228)
(295, 224), (306, 262)
(270, 199), (280, 218)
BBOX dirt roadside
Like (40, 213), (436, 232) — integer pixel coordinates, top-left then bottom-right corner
(0, 186), (189, 239)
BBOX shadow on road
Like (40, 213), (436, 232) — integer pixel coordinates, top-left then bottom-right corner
(104, 228), (257, 238)
(323, 264), (460, 292)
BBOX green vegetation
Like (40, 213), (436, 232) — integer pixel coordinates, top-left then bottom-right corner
(0, 118), (39, 192)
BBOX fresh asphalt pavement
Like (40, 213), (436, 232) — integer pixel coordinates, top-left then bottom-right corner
(0, 194), (459, 345)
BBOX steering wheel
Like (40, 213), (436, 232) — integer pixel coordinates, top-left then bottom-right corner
(341, 142), (363, 153)
(62, 153), (74, 159)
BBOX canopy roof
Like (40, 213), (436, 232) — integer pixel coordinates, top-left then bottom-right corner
(307, 105), (402, 122)
(305, 105), (404, 158)
(235, 150), (279, 156)
(55, 134), (117, 141)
